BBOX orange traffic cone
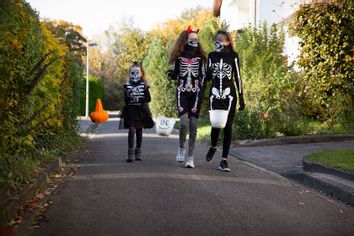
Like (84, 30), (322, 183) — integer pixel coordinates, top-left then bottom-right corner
(90, 99), (109, 123)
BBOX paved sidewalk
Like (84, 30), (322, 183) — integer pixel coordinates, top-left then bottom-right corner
(229, 140), (354, 205)
(26, 119), (354, 236)
(77, 118), (94, 134)
(230, 140), (354, 175)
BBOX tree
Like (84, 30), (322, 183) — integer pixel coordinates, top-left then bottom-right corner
(143, 8), (223, 117)
(98, 20), (150, 110)
(43, 20), (87, 58)
(143, 37), (175, 117)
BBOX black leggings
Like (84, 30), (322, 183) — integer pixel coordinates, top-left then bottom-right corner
(210, 119), (233, 158)
(128, 127), (142, 149)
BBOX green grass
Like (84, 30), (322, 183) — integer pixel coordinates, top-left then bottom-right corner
(308, 120), (354, 135)
(174, 118), (211, 142)
(1, 132), (85, 200)
(197, 124), (211, 141)
(307, 148), (354, 173)
(196, 118), (211, 141)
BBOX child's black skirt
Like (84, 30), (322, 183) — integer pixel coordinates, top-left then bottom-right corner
(121, 104), (154, 129)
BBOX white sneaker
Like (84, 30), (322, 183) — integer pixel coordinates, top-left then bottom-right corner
(185, 156), (195, 168)
(176, 147), (185, 162)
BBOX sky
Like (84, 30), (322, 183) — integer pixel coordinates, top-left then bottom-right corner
(27, 0), (213, 38)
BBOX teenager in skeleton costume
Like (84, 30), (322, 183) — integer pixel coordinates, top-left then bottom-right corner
(167, 26), (207, 168)
(121, 62), (154, 162)
(205, 30), (245, 172)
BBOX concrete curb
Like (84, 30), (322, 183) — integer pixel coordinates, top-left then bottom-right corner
(108, 111), (121, 118)
(284, 171), (354, 206)
(237, 134), (354, 147)
(86, 122), (99, 134)
(303, 157), (354, 182)
(13, 160), (82, 235)
(231, 149), (354, 206)
(1, 157), (63, 229)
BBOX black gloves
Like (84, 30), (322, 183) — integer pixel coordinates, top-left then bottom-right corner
(238, 95), (245, 111)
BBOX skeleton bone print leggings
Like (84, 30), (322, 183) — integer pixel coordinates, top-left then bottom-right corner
(179, 113), (198, 157)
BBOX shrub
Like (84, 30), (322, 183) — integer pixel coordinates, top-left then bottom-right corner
(291, 0), (354, 123)
(0, 1), (86, 199)
(79, 75), (105, 115)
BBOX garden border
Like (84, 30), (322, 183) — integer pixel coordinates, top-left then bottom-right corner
(237, 134), (354, 147)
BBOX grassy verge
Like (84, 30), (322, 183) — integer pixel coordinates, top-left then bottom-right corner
(308, 120), (354, 135)
(197, 124), (211, 141)
(307, 148), (354, 173)
(173, 113), (354, 143)
(173, 118), (211, 142)
(0, 132), (86, 201)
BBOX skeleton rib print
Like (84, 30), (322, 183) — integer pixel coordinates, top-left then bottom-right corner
(212, 58), (232, 81)
(209, 58), (234, 111)
(207, 51), (244, 113)
(179, 57), (200, 78)
(126, 84), (145, 104)
(175, 56), (205, 116)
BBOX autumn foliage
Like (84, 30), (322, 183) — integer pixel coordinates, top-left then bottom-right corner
(0, 0), (86, 201)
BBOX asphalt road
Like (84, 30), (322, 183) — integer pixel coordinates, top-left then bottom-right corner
(33, 119), (354, 236)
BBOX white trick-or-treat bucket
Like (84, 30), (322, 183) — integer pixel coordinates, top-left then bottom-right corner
(155, 116), (176, 136)
(209, 110), (229, 128)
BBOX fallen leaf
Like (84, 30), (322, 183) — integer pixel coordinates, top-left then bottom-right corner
(8, 219), (17, 226)
(27, 203), (38, 209)
(52, 174), (62, 178)
(36, 193), (44, 199)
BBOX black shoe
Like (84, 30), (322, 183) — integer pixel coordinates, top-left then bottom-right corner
(206, 147), (217, 162)
(219, 160), (231, 172)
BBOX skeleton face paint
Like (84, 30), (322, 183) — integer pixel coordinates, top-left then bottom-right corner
(215, 34), (230, 52)
(215, 41), (224, 52)
(187, 32), (198, 48)
(187, 40), (198, 47)
(130, 66), (141, 82)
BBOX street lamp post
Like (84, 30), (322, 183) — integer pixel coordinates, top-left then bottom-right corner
(85, 42), (98, 119)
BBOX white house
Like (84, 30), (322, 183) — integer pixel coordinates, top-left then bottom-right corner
(213, 0), (309, 66)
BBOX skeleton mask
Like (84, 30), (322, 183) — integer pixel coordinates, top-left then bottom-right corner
(130, 66), (141, 82)
(187, 32), (198, 48)
(187, 39), (198, 48)
(215, 41), (224, 52)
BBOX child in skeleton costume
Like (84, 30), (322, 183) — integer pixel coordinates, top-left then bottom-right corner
(121, 62), (154, 162)
(205, 30), (245, 172)
(167, 26), (207, 168)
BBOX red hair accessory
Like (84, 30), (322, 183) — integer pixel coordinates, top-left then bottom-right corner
(186, 25), (199, 34)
